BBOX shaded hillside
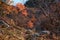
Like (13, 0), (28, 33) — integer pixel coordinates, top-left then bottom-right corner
(0, 0), (60, 40)
(25, 0), (60, 34)
(0, 0), (60, 35)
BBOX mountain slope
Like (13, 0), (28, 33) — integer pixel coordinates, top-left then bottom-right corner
(0, 0), (60, 40)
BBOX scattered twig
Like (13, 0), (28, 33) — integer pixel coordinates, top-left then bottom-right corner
(0, 20), (10, 27)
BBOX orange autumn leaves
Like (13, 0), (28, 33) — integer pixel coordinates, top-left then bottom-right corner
(27, 21), (34, 28)
(2, 2), (28, 16)
(1, 2), (35, 28)
(27, 16), (36, 28)
(16, 3), (28, 16)
(16, 3), (36, 28)
(2, 4), (18, 14)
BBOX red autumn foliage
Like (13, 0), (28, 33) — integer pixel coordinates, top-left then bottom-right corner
(16, 3), (28, 16)
(27, 21), (34, 28)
